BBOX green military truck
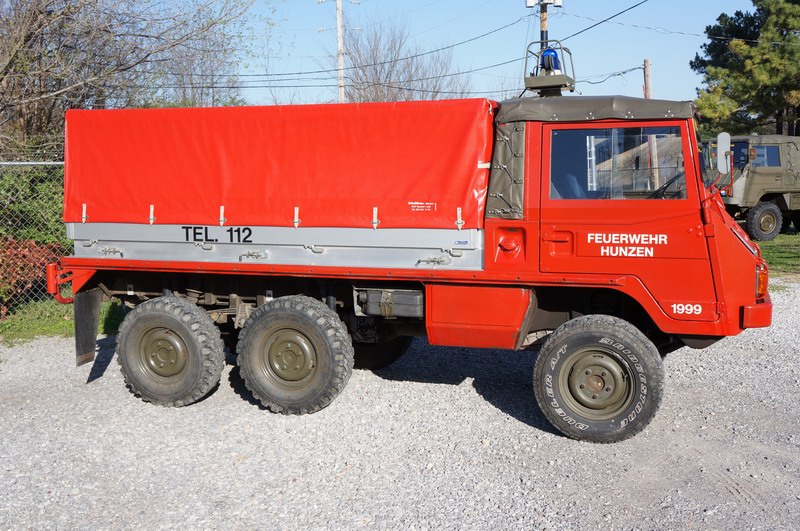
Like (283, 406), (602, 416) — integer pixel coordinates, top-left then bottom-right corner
(706, 135), (800, 241)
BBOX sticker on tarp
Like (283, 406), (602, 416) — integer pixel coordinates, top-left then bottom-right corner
(409, 201), (437, 212)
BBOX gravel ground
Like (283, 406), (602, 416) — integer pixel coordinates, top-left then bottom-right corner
(1, 280), (799, 529)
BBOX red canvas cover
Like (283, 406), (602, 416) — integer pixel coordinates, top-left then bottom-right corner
(64, 99), (495, 229)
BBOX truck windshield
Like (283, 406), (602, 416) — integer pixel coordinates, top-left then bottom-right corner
(550, 126), (685, 200)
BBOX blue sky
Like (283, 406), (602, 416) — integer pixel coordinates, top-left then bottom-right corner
(241, 0), (756, 104)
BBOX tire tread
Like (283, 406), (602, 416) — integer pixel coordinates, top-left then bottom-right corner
(533, 314), (665, 443)
(236, 295), (354, 415)
(116, 296), (225, 407)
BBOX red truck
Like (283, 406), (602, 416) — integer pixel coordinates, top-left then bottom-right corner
(48, 95), (772, 443)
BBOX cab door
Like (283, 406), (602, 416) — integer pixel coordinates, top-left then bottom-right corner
(484, 121), (540, 274)
(539, 121), (718, 322)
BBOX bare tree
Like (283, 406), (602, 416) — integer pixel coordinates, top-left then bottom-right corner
(343, 19), (471, 103)
(0, 0), (255, 159)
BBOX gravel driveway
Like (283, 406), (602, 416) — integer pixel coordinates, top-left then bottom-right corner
(1, 280), (798, 529)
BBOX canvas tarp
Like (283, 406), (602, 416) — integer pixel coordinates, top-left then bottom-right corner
(64, 99), (495, 229)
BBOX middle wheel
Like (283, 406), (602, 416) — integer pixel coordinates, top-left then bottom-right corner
(236, 295), (354, 414)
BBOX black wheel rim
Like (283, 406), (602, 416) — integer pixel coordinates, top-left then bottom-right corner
(135, 327), (189, 381)
(257, 327), (318, 386)
(558, 348), (634, 421)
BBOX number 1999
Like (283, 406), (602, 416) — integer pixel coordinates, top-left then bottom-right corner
(671, 303), (702, 315)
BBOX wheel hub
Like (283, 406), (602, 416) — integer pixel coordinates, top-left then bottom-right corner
(266, 329), (316, 382)
(140, 328), (188, 378)
(760, 212), (776, 233)
(567, 353), (629, 413)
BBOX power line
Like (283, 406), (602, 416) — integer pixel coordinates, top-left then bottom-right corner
(561, 10), (800, 47)
(366, 0), (448, 30)
(561, 0), (651, 42)
(577, 66), (643, 85)
(411, 0), (497, 38)
(170, 14), (533, 79)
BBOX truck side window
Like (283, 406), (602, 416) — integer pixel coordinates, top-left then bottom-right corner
(550, 126), (686, 200)
(732, 142), (750, 168)
(751, 145), (781, 167)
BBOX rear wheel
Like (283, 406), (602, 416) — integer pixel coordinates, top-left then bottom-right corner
(533, 315), (664, 443)
(353, 336), (414, 370)
(745, 202), (782, 241)
(236, 295), (354, 414)
(116, 296), (225, 407)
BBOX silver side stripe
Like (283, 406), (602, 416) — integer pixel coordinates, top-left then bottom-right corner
(67, 223), (485, 271)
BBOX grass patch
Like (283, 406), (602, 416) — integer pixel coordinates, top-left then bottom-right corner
(0, 298), (124, 345)
(759, 232), (800, 275)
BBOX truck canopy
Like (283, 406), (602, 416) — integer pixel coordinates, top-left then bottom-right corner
(64, 99), (495, 229)
(496, 96), (694, 124)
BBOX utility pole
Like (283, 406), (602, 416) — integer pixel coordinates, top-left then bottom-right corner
(527, 0), (563, 49)
(319, 0), (348, 103)
(540, 1), (548, 49)
(642, 59), (659, 188)
(336, 0), (345, 103)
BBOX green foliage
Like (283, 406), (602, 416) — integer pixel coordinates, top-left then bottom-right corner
(0, 166), (69, 247)
(693, 0), (800, 136)
(0, 298), (74, 343)
(0, 298), (125, 345)
(759, 232), (800, 275)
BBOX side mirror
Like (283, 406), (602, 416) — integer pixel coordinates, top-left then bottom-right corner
(716, 132), (731, 174)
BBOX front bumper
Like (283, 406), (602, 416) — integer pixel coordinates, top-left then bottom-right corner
(742, 294), (772, 329)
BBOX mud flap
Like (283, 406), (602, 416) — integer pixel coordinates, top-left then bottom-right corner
(74, 288), (102, 366)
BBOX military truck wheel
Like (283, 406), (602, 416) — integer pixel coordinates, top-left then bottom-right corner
(533, 315), (664, 443)
(353, 336), (414, 370)
(116, 296), (225, 407)
(236, 295), (354, 414)
(745, 202), (782, 241)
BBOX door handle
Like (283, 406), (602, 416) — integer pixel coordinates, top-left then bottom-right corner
(542, 232), (571, 243)
(499, 239), (520, 252)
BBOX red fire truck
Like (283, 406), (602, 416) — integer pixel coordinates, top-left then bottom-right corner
(48, 90), (771, 443)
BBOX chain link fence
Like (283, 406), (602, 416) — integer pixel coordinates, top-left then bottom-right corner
(0, 162), (71, 320)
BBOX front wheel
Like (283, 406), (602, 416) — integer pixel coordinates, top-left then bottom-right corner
(533, 315), (664, 443)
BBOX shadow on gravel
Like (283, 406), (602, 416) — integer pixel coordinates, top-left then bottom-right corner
(226, 348), (268, 410)
(371, 338), (560, 437)
(86, 336), (117, 383)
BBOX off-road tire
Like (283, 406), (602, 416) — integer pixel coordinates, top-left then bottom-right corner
(745, 202), (782, 241)
(533, 315), (665, 443)
(353, 336), (414, 370)
(116, 296), (225, 407)
(236, 295), (354, 414)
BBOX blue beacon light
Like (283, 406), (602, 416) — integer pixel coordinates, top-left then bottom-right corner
(540, 48), (561, 72)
